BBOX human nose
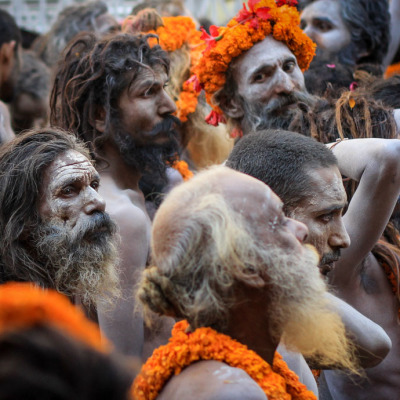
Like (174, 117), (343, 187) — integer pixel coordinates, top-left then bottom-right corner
(84, 187), (106, 214)
(328, 220), (351, 249)
(274, 69), (295, 95)
(159, 89), (177, 115)
(287, 218), (309, 243)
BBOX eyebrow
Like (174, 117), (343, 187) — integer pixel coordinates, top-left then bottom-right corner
(312, 16), (334, 25)
(248, 57), (297, 79)
(318, 203), (348, 214)
(55, 173), (100, 188)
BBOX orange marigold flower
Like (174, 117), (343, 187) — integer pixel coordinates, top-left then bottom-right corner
(0, 282), (108, 351)
(194, 0), (316, 126)
(171, 160), (194, 181)
(133, 320), (316, 400)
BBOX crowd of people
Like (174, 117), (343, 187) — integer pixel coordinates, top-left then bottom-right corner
(0, 0), (399, 399)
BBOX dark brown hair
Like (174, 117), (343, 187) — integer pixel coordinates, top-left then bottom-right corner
(0, 325), (133, 400)
(50, 32), (170, 160)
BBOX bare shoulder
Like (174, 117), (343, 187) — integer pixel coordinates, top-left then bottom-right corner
(158, 360), (267, 400)
(99, 180), (150, 235)
(98, 178), (150, 270)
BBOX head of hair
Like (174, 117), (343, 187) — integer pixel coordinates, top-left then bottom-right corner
(0, 9), (21, 51)
(0, 128), (91, 286)
(50, 32), (170, 159)
(138, 166), (279, 331)
(226, 130), (337, 212)
(300, 0), (389, 66)
(0, 325), (133, 400)
(304, 51), (355, 97)
(362, 74), (400, 110)
(131, 0), (185, 17)
(10, 50), (51, 133)
(37, 1), (113, 67)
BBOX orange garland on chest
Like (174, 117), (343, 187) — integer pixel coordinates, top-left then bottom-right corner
(133, 320), (316, 400)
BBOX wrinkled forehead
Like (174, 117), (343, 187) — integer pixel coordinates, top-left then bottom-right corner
(301, 0), (343, 21)
(231, 36), (297, 76)
(44, 150), (96, 186)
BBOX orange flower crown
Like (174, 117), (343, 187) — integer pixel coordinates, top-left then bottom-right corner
(192, 0), (316, 126)
(0, 282), (108, 351)
(122, 15), (205, 123)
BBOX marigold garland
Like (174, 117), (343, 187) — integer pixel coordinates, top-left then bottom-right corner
(193, 0), (316, 124)
(171, 160), (194, 181)
(0, 282), (108, 351)
(133, 320), (316, 400)
(385, 61), (400, 79)
(122, 15), (205, 123)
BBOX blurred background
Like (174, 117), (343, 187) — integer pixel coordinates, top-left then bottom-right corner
(0, 0), (243, 33)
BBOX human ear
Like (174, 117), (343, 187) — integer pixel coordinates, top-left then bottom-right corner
(0, 41), (16, 73)
(214, 90), (244, 119)
(93, 107), (106, 133)
(224, 97), (245, 119)
(0, 41), (15, 62)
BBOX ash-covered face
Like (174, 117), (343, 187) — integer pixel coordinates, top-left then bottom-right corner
(39, 150), (105, 231)
(288, 166), (350, 277)
(300, 0), (351, 54)
(36, 150), (118, 304)
(111, 65), (181, 178)
(231, 36), (308, 115)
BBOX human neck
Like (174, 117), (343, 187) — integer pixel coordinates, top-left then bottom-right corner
(223, 293), (280, 365)
(99, 141), (142, 191)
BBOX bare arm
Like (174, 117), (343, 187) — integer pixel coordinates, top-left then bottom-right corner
(324, 292), (391, 368)
(158, 361), (268, 400)
(97, 201), (149, 358)
(384, 0), (400, 68)
(331, 138), (400, 286)
(0, 101), (15, 144)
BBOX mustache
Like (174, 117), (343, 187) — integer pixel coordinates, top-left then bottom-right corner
(320, 250), (341, 266)
(145, 114), (181, 138)
(77, 211), (117, 242)
(264, 91), (315, 115)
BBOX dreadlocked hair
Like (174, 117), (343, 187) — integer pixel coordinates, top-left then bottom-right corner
(50, 32), (170, 160)
(372, 238), (400, 309)
(288, 87), (397, 145)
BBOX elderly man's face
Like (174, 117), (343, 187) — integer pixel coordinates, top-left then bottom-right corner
(300, 0), (351, 53)
(230, 35), (307, 117)
(36, 149), (117, 303)
(39, 150), (106, 231)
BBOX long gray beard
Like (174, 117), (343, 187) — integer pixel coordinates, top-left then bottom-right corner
(240, 90), (317, 135)
(33, 212), (119, 307)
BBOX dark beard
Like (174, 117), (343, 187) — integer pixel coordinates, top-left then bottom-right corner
(113, 115), (181, 181)
(240, 90), (317, 135)
(32, 211), (118, 306)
